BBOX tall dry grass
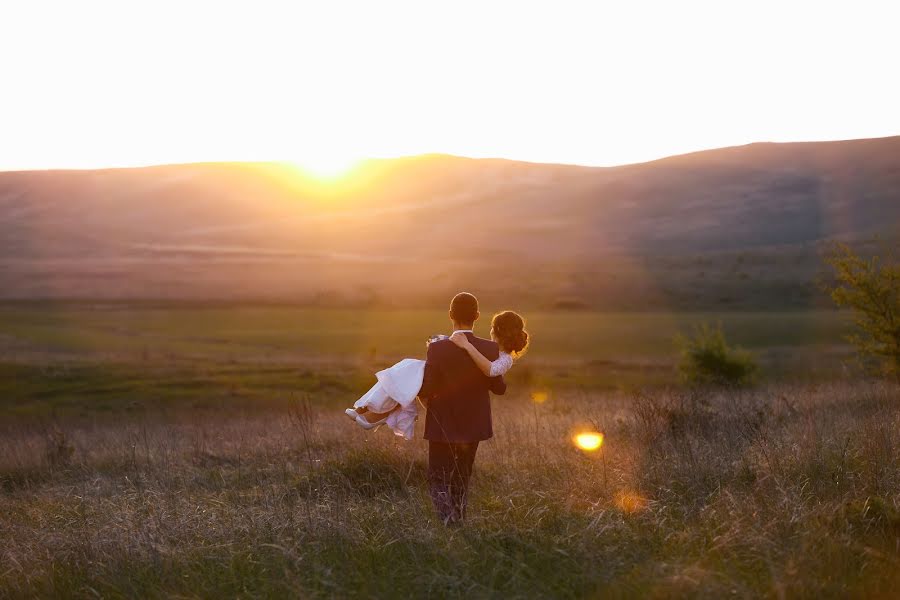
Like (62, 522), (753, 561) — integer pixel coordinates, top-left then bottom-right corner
(1, 383), (899, 598)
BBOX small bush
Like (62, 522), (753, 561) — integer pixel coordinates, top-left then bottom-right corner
(676, 322), (758, 387)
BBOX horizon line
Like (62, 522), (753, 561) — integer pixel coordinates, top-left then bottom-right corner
(2, 133), (899, 174)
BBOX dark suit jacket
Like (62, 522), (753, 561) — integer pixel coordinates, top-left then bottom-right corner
(419, 332), (506, 443)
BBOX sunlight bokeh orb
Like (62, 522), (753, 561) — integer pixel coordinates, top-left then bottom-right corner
(573, 432), (604, 451)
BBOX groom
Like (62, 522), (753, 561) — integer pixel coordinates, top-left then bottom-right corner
(418, 292), (506, 525)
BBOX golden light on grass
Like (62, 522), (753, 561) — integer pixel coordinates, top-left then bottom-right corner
(573, 432), (604, 452)
(531, 390), (549, 404)
(614, 490), (648, 514)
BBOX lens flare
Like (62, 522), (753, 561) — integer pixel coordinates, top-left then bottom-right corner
(573, 432), (604, 451)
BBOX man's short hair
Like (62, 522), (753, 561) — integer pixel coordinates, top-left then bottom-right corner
(450, 292), (479, 325)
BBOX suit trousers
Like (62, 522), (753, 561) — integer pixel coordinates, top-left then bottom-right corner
(428, 441), (479, 524)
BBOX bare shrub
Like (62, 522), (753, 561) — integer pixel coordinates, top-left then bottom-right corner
(43, 428), (74, 468)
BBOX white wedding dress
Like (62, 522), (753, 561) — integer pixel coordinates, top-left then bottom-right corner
(353, 350), (514, 440)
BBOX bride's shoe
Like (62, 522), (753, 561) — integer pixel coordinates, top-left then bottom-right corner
(353, 413), (388, 431)
(345, 408), (359, 420)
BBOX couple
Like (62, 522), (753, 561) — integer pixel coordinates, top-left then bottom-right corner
(344, 292), (529, 525)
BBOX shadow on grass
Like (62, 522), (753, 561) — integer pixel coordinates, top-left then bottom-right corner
(310, 446), (427, 499)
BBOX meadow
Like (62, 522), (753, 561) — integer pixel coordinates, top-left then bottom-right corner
(0, 304), (853, 420)
(2, 304), (898, 598)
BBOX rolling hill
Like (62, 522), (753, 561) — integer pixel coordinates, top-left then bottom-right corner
(1, 136), (898, 309)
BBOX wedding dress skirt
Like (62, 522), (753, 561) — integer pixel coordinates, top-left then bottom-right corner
(353, 358), (424, 440)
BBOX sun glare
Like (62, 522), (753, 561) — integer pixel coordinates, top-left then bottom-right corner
(574, 432), (604, 452)
(292, 155), (361, 180)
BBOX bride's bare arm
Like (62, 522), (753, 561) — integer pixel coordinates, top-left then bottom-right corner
(449, 332), (494, 377)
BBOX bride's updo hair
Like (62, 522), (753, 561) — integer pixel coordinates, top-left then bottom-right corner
(491, 310), (529, 357)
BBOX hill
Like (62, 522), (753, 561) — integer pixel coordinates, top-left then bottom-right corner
(1, 136), (898, 308)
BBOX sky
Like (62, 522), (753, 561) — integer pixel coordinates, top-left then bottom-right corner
(2, 0), (899, 172)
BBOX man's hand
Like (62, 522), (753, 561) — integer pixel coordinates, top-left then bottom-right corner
(449, 332), (472, 348)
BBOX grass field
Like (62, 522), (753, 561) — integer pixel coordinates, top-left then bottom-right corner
(2, 383), (898, 598)
(4, 304), (897, 598)
(0, 304), (855, 421)
(0, 305), (852, 361)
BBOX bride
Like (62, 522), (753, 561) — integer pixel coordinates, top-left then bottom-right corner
(344, 310), (529, 439)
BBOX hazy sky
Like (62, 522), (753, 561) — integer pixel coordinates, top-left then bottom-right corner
(3, 0), (899, 172)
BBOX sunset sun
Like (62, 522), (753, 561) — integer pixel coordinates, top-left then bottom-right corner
(292, 155), (361, 180)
